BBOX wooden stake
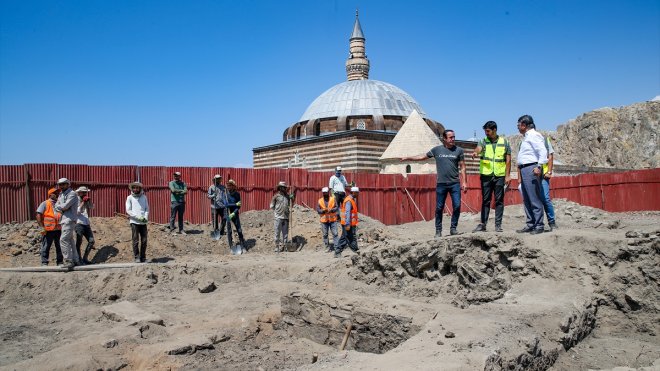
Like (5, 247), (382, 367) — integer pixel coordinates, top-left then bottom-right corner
(339, 322), (353, 351)
(404, 187), (426, 221)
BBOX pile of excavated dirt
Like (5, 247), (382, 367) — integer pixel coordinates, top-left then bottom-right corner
(0, 205), (395, 268)
(0, 200), (659, 370)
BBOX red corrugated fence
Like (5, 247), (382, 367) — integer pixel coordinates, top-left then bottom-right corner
(0, 164), (658, 225)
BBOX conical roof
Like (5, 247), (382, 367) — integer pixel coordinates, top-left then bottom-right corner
(351, 13), (364, 39)
(380, 110), (441, 160)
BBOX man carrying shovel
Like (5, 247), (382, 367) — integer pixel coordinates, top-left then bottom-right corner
(207, 174), (227, 239)
(225, 179), (246, 252)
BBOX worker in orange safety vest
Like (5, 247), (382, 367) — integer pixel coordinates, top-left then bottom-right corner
(335, 186), (360, 258)
(316, 187), (339, 252)
(36, 188), (63, 266)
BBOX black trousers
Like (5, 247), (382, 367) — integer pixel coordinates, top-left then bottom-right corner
(170, 202), (185, 231)
(228, 212), (245, 244)
(40, 230), (62, 265)
(211, 208), (226, 232)
(75, 224), (95, 261)
(480, 175), (505, 226)
(333, 192), (346, 219)
(131, 223), (148, 261)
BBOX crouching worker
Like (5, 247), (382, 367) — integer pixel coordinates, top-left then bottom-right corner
(37, 188), (62, 266)
(225, 179), (246, 248)
(335, 187), (359, 258)
(317, 187), (339, 252)
(126, 182), (149, 263)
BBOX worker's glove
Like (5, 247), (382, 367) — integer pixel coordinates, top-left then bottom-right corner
(82, 196), (90, 202)
(229, 212), (236, 220)
(236, 201), (241, 207)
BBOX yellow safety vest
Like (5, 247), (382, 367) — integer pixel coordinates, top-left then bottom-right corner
(479, 136), (508, 176)
(542, 137), (551, 174)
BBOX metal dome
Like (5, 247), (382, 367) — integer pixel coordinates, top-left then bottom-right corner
(299, 80), (427, 122)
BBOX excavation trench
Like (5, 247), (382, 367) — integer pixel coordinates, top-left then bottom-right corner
(278, 291), (421, 354)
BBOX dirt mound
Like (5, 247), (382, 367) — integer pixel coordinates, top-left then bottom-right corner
(0, 205), (394, 268)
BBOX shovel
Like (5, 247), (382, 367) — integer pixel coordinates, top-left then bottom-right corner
(221, 189), (243, 255)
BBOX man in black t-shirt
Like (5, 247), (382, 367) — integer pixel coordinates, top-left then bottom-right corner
(401, 129), (467, 237)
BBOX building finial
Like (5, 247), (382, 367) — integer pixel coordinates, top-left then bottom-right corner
(356, 8), (359, 18)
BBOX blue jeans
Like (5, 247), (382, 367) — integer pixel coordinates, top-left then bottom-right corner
(541, 178), (555, 224)
(435, 182), (461, 232)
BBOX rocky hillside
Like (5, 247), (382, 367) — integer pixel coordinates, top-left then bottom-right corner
(509, 100), (659, 169)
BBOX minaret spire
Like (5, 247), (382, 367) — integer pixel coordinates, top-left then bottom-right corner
(345, 10), (369, 81)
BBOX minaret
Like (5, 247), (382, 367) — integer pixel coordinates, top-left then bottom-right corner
(345, 10), (370, 81)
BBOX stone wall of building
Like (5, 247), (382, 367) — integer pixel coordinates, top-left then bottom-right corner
(254, 131), (395, 172)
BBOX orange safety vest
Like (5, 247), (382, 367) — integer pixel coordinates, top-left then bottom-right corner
(340, 195), (358, 227)
(42, 200), (61, 231)
(318, 197), (337, 223)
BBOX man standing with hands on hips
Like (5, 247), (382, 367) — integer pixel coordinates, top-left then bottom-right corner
(515, 115), (548, 235)
(401, 129), (467, 237)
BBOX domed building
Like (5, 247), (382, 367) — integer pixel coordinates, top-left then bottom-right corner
(253, 12), (454, 173)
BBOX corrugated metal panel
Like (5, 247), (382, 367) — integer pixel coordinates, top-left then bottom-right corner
(1, 165), (658, 225)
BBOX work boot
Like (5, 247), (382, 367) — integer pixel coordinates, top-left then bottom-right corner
(62, 260), (75, 271)
(495, 225), (503, 233)
(434, 230), (442, 238)
(450, 228), (458, 236)
(530, 229), (544, 235)
(326, 245), (334, 253)
(179, 230), (187, 235)
(472, 224), (486, 232)
(516, 226), (534, 233)
(134, 257), (141, 263)
(41, 262), (48, 266)
(334, 252), (341, 258)
(548, 222), (557, 231)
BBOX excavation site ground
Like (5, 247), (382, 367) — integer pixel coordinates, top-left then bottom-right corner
(0, 200), (659, 370)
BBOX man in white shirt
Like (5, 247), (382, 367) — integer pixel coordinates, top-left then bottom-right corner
(126, 182), (150, 263)
(75, 186), (94, 265)
(328, 166), (350, 219)
(515, 115), (548, 235)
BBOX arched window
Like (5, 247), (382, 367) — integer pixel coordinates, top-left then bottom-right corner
(405, 164), (412, 174)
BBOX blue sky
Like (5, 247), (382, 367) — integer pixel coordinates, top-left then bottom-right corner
(1, 0), (658, 167)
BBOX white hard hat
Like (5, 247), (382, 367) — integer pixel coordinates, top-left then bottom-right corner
(213, 174), (222, 179)
(335, 166), (342, 171)
(57, 178), (70, 184)
(351, 187), (359, 192)
(75, 186), (90, 192)
(322, 187), (329, 193)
